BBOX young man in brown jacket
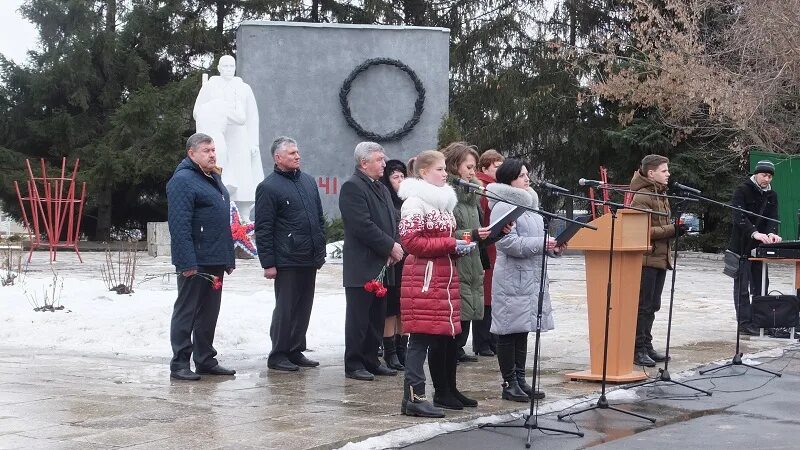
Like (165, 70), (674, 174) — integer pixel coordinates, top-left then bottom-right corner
(629, 155), (687, 367)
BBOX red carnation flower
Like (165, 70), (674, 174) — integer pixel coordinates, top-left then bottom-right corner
(364, 265), (389, 297)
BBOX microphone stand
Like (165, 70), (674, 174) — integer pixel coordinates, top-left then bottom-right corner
(624, 196), (712, 396)
(558, 199), (664, 424)
(685, 191), (782, 378)
(591, 184), (699, 203)
(473, 186), (592, 447)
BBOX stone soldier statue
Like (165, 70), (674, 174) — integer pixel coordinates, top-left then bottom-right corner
(193, 55), (263, 221)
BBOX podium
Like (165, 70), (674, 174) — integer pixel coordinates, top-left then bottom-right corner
(566, 210), (651, 383)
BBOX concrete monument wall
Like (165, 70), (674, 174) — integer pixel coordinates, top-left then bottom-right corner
(236, 21), (450, 217)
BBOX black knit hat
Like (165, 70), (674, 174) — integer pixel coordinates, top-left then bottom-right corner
(753, 160), (775, 175)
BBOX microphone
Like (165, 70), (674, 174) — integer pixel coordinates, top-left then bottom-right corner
(538, 181), (571, 193)
(450, 178), (485, 191)
(578, 178), (605, 187)
(672, 182), (701, 195)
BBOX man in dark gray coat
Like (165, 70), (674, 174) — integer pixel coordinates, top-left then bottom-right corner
(339, 142), (404, 381)
(255, 137), (326, 372)
(166, 132), (236, 381)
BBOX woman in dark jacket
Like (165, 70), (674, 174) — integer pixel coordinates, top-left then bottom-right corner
(473, 150), (504, 356)
(380, 159), (408, 370)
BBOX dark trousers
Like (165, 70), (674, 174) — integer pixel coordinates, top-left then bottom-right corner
(170, 266), (225, 372)
(454, 320), (471, 356)
(733, 259), (768, 325)
(496, 332), (528, 380)
(635, 267), (666, 350)
(344, 287), (386, 373)
(405, 333), (456, 390)
(472, 305), (497, 353)
(268, 268), (317, 364)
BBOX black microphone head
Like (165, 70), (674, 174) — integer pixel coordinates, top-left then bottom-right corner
(671, 181), (701, 194)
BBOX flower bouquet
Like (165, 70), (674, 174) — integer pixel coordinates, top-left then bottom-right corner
(363, 265), (389, 298)
(194, 272), (223, 290)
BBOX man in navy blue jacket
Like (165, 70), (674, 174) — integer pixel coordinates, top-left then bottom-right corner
(167, 132), (237, 380)
(255, 137), (327, 372)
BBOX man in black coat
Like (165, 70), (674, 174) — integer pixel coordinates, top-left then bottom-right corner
(255, 137), (326, 372)
(166, 132), (237, 380)
(339, 142), (405, 381)
(727, 160), (782, 336)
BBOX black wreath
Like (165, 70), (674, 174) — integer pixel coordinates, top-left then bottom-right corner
(339, 58), (425, 142)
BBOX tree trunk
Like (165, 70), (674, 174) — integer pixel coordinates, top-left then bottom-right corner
(94, 185), (113, 241)
(215, 0), (227, 60)
(106, 0), (116, 32)
(568, 0), (576, 46)
(403, 0), (425, 25)
(311, 0), (319, 22)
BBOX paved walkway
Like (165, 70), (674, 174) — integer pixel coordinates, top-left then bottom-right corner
(0, 252), (797, 449)
(407, 345), (800, 450)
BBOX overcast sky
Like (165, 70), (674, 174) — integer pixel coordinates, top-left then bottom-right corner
(0, 0), (37, 64)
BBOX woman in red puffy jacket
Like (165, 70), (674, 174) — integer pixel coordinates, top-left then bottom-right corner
(398, 150), (478, 418)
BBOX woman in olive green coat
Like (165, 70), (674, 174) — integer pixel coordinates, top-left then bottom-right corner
(442, 142), (491, 362)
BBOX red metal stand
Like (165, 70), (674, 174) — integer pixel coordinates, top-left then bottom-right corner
(588, 166), (632, 219)
(14, 158), (87, 263)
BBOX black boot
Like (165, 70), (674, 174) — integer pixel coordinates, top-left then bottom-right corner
(447, 346), (477, 407)
(646, 346), (669, 362)
(431, 357), (463, 410)
(634, 348), (656, 367)
(402, 381), (444, 418)
(497, 335), (529, 402)
(502, 379), (530, 402)
(383, 336), (405, 371)
(396, 334), (408, 366)
(515, 368), (533, 397)
(514, 335), (543, 399)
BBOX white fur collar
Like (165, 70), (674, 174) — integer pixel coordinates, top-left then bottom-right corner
(485, 183), (539, 209)
(398, 178), (458, 212)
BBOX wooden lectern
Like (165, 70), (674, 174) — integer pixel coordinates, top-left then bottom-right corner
(566, 210), (651, 383)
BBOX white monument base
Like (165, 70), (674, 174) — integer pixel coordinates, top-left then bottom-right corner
(147, 222), (171, 257)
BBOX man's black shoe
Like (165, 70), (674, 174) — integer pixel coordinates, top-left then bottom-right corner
(739, 324), (760, 336)
(477, 349), (496, 357)
(458, 354), (479, 363)
(369, 365), (398, 376)
(196, 365), (236, 375)
(170, 368), (201, 381)
(345, 369), (375, 381)
(268, 359), (300, 372)
(289, 354), (320, 367)
(646, 348), (670, 362)
(634, 350), (656, 367)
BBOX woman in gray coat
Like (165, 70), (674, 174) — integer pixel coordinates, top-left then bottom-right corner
(487, 159), (564, 402)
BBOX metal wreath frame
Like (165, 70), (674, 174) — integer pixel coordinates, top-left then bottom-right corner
(339, 57), (426, 142)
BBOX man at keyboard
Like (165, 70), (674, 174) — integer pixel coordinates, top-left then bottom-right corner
(727, 160), (782, 336)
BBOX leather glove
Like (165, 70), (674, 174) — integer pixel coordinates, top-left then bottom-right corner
(675, 223), (689, 237)
(455, 239), (477, 256)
